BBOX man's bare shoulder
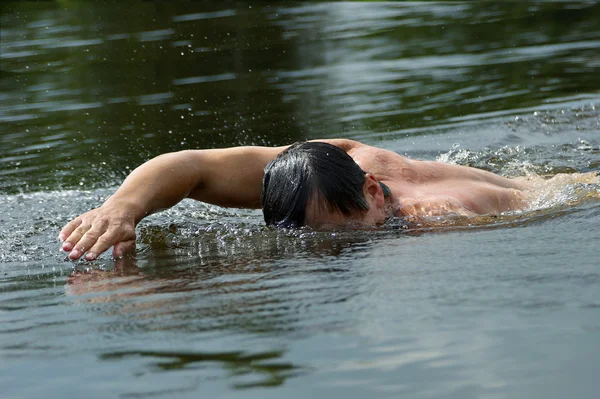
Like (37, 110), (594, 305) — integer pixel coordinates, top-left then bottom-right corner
(311, 138), (365, 152)
(314, 139), (405, 161)
(340, 141), (410, 177)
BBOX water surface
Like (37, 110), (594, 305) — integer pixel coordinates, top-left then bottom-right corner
(1, 2), (600, 398)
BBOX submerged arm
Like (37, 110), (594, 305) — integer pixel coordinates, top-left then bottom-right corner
(58, 146), (286, 261)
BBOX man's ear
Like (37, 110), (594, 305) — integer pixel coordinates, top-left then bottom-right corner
(364, 173), (384, 207)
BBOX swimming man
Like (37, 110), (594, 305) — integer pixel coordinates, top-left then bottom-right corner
(59, 139), (528, 261)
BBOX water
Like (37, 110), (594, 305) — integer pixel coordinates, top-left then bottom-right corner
(1, 1), (600, 398)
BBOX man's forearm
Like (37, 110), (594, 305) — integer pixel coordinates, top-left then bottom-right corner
(102, 150), (204, 224)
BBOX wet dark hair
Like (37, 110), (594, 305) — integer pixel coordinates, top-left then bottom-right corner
(261, 141), (389, 228)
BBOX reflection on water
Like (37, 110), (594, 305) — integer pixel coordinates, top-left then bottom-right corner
(101, 350), (304, 390)
(2, 2), (600, 193)
(2, 1), (600, 398)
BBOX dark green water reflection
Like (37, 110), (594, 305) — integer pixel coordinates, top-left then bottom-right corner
(101, 349), (304, 389)
(2, 1), (600, 192)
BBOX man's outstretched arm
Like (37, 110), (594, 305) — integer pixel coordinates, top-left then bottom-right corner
(58, 145), (287, 261)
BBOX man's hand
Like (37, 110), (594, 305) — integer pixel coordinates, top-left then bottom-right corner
(58, 203), (137, 261)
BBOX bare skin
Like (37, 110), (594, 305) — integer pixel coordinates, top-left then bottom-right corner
(59, 139), (529, 261)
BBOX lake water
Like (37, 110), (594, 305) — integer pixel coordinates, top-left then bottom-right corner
(1, 1), (600, 398)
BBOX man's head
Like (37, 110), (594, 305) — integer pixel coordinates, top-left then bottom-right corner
(261, 141), (390, 229)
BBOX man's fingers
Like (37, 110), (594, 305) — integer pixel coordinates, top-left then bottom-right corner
(84, 230), (120, 261)
(66, 219), (108, 260)
(113, 240), (136, 258)
(64, 221), (92, 255)
(59, 217), (83, 249)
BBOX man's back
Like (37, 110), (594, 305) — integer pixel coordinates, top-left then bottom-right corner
(344, 141), (528, 218)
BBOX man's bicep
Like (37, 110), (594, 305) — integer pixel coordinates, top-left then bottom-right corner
(187, 146), (287, 209)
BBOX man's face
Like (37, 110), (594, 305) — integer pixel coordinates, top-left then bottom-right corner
(304, 198), (359, 230)
(303, 191), (388, 230)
